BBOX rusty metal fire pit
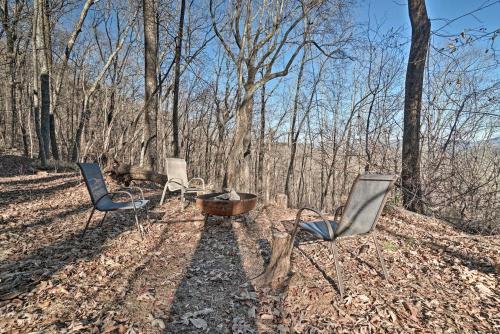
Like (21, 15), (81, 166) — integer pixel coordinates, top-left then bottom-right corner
(196, 192), (257, 218)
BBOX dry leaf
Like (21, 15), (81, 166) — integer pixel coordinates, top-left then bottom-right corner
(189, 318), (207, 330)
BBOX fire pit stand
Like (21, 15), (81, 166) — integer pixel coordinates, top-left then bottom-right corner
(196, 192), (257, 223)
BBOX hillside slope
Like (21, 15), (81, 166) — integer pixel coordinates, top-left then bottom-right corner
(0, 156), (498, 333)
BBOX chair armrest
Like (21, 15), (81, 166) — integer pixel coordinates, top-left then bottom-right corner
(166, 178), (185, 188)
(188, 177), (205, 190)
(117, 186), (145, 200)
(293, 207), (334, 240)
(161, 179), (186, 205)
(162, 178), (185, 192)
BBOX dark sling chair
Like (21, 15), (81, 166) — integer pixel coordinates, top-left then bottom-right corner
(78, 163), (149, 239)
(293, 174), (398, 299)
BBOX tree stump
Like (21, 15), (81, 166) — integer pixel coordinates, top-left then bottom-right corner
(261, 227), (296, 288)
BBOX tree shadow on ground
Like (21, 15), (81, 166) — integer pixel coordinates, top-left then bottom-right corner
(164, 218), (259, 333)
(295, 244), (342, 295)
(0, 207), (147, 301)
(0, 173), (72, 186)
(1, 203), (91, 234)
(378, 225), (497, 275)
(0, 179), (80, 208)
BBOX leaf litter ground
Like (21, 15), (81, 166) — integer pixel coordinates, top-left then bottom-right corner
(0, 156), (498, 333)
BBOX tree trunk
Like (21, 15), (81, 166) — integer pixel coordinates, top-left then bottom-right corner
(142, 0), (158, 168)
(41, 0), (59, 160)
(40, 72), (51, 160)
(225, 75), (255, 190)
(1, 2), (17, 148)
(32, 0), (51, 163)
(257, 81), (266, 195)
(172, 0), (186, 158)
(31, 0), (47, 166)
(71, 97), (90, 162)
(402, 0), (430, 213)
(284, 51), (306, 202)
(8, 43), (18, 150)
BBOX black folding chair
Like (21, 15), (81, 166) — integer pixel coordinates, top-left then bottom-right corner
(293, 174), (398, 298)
(77, 163), (149, 239)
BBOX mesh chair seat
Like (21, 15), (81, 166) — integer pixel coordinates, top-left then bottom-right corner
(95, 196), (149, 211)
(165, 158), (189, 192)
(299, 220), (338, 241)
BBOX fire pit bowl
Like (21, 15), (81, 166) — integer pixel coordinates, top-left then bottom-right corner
(196, 192), (257, 217)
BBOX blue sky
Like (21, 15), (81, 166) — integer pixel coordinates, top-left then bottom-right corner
(357, 0), (500, 45)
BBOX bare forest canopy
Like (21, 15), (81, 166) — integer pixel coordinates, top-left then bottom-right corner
(0, 0), (499, 232)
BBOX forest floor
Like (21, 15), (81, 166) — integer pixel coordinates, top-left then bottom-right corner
(0, 154), (499, 334)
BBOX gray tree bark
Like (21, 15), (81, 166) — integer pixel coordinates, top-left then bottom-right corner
(284, 51), (306, 203)
(402, 0), (430, 213)
(172, 0), (186, 158)
(1, 0), (19, 149)
(141, 0), (158, 168)
(31, 0), (49, 166)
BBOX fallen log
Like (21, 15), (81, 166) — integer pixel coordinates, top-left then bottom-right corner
(105, 160), (168, 186)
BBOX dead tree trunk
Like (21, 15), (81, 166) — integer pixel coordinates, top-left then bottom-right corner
(402, 0), (430, 213)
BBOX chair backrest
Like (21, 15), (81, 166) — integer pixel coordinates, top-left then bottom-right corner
(336, 174), (397, 237)
(165, 158), (189, 191)
(77, 163), (109, 205)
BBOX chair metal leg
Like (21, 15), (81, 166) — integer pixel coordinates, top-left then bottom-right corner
(80, 207), (95, 239)
(98, 211), (108, 227)
(160, 183), (168, 206)
(330, 239), (345, 299)
(180, 188), (186, 211)
(143, 203), (151, 234)
(145, 203), (150, 222)
(372, 231), (389, 280)
(134, 211), (144, 239)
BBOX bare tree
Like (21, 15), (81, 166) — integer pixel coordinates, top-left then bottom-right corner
(210, 0), (339, 190)
(49, 0), (95, 160)
(402, 0), (431, 213)
(70, 10), (135, 162)
(171, 0), (186, 158)
(32, 0), (51, 166)
(141, 0), (158, 168)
